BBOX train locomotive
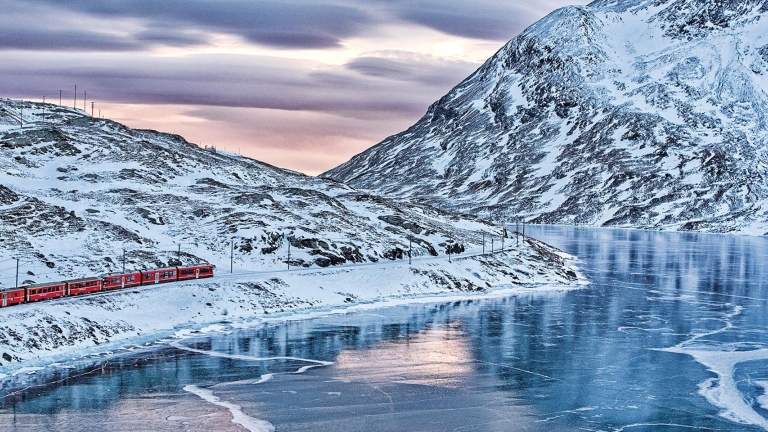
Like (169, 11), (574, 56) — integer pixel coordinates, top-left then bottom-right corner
(0, 264), (214, 308)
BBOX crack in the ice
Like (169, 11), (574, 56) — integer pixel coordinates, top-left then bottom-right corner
(171, 339), (334, 432)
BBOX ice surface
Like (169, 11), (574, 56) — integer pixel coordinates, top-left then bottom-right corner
(3, 226), (768, 431)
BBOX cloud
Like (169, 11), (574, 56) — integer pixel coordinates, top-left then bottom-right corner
(374, 0), (590, 41)
(0, 27), (144, 51)
(20, 0), (376, 49)
(1, 0), (586, 54)
(0, 52), (473, 120)
(0, 0), (582, 173)
(345, 52), (478, 86)
(134, 28), (209, 47)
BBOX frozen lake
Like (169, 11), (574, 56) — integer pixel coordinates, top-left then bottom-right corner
(3, 226), (768, 431)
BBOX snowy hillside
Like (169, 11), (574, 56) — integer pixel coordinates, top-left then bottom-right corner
(0, 99), (575, 288)
(325, 0), (768, 235)
(0, 99), (584, 369)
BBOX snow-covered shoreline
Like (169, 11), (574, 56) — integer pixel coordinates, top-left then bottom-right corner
(0, 240), (584, 378)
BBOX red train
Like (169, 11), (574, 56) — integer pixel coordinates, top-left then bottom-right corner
(0, 264), (214, 308)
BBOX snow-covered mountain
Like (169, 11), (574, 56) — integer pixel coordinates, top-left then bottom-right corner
(325, 0), (768, 234)
(0, 99), (576, 289)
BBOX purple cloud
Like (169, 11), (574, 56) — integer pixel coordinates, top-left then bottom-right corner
(18, 0), (376, 49)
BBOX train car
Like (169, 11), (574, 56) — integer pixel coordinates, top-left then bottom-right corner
(67, 278), (103, 296)
(26, 282), (67, 303)
(177, 264), (215, 281)
(141, 267), (178, 285)
(1, 287), (26, 308)
(0, 263), (216, 310)
(102, 272), (142, 291)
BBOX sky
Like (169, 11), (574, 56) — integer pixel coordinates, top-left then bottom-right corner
(0, 0), (585, 174)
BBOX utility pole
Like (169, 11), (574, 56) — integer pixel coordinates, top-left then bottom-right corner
(177, 243), (181, 263)
(287, 238), (291, 270)
(491, 238), (494, 254)
(501, 231), (504, 252)
(74, 84), (77, 109)
(91, 101), (94, 117)
(122, 249), (126, 273)
(230, 239), (234, 273)
(408, 237), (412, 265)
(83, 91), (86, 111)
(482, 232), (486, 255)
(14, 258), (19, 288)
(59, 90), (62, 106)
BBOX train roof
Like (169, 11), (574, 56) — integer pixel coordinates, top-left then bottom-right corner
(65, 277), (102, 284)
(20, 281), (68, 289)
(141, 267), (177, 272)
(102, 271), (142, 277)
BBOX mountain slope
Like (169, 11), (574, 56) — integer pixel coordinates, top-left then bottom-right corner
(325, 0), (768, 234)
(0, 99), (577, 290)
